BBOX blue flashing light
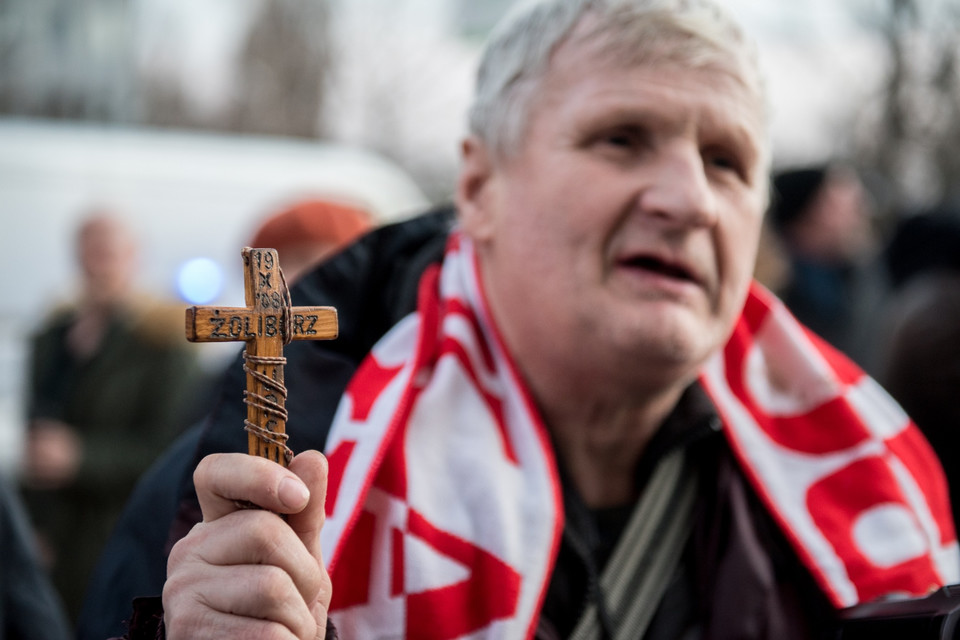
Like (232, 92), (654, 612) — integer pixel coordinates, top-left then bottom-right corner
(177, 257), (223, 304)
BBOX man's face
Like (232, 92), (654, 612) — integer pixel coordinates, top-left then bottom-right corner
(458, 40), (768, 391)
(78, 218), (136, 305)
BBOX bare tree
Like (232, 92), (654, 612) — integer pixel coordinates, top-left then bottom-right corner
(227, 0), (332, 139)
(853, 0), (960, 215)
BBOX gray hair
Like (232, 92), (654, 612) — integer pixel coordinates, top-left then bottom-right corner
(468, 0), (767, 159)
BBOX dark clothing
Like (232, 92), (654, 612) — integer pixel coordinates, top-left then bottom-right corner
(109, 209), (838, 638)
(778, 256), (888, 372)
(22, 298), (205, 622)
(879, 212), (960, 528)
(76, 425), (205, 640)
(0, 478), (71, 640)
(780, 258), (857, 349)
(879, 272), (960, 526)
(539, 386), (837, 640)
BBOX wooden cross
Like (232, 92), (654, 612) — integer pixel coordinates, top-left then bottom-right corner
(185, 247), (338, 467)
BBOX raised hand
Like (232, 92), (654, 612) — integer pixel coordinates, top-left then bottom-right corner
(163, 451), (332, 640)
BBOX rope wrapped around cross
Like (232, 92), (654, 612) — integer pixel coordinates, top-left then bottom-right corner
(185, 247), (338, 467)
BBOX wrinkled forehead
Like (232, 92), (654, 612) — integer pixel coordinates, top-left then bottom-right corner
(541, 10), (769, 169)
(562, 8), (767, 123)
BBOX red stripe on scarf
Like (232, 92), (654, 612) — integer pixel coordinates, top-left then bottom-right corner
(807, 454), (942, 602)
(406, 509), (522, 638)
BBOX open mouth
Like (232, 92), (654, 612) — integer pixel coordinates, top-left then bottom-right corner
(619, 255), (698, 284)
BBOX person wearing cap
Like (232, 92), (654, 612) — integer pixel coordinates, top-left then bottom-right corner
(249, 199), (374, 282)
(120, 1), (955, 638)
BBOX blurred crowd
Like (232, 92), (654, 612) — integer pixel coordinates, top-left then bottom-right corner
(3, 196), (376, 637)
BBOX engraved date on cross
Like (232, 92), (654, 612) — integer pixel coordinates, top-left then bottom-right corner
(185, 247), (337, 466)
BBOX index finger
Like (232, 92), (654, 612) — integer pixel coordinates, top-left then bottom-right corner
(194, 453), (311, 522)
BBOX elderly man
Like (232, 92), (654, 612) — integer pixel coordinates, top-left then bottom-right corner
(22, 212), (204, 623)
(154, 0), (957, 638)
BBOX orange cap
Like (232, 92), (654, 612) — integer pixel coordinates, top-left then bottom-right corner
(250, 199), (373, 252)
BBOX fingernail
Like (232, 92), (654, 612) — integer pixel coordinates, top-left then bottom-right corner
(279, 477), (310, 509)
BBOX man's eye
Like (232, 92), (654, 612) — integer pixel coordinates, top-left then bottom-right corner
(595, 127), (648, 154)
(605, 133), (636, 148)
(703, 148), (745, 179)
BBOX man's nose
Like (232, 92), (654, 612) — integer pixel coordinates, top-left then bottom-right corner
(637, 143), (718, 228)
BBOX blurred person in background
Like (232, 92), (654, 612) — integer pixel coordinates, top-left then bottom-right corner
(249, 198), (374, 283)
(877, 208), (960, 527)
(1, 476), (70, 640)
(19, 210), (204, 623)
(76, 197), (375, 640)
(768, 164), (885, 368)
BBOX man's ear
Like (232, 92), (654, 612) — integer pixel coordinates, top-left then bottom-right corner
(455, 135), (497, 242)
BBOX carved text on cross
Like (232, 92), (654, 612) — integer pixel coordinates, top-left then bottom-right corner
(185, 247), (337, 466)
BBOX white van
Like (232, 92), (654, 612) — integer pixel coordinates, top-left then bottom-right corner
(0, 117), (430, 473)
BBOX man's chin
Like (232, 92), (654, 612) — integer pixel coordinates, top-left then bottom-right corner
(616, 308), (720, 365)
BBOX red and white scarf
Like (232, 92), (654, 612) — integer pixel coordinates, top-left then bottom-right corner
(321, 232), (958, 638)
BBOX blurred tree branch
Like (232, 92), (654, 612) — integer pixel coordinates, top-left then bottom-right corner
(853, 0), (960, 216)
(0, 0), (332, 140)
(226, 0), (331, 139)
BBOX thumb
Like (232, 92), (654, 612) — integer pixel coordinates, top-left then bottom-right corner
(288, 450), (334, 637)
(286, 450), (329, 563)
